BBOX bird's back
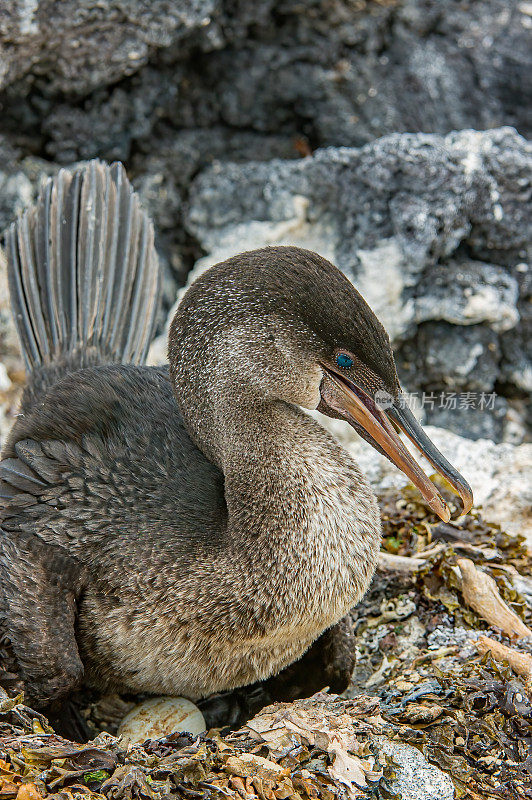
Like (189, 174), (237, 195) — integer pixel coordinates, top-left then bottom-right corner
(0, 358), (231, 698)
(0, 161), (228, 704)
(2, 362), (226, 561)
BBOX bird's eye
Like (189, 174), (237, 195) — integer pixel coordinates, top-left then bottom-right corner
(336, 353), (354, 369)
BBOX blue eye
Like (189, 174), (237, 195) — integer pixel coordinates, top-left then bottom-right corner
(336, 353), (353, 369)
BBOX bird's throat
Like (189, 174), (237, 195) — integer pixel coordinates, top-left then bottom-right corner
(214, 399), (382, 628)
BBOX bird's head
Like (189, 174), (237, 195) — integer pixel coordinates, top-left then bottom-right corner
(170, 246), (472, 521)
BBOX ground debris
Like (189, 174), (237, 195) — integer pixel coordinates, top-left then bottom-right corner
(1, 485), (531, 800)
(0, 693), (402, 800)
(457, 558), (532, 639)
(351, 483), (532, 798)
(476, 636), (532, 694)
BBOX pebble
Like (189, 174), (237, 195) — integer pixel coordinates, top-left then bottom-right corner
(379, 739), (455, 800)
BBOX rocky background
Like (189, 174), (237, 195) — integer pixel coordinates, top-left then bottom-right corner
(0, 0), (531, 446)
(0, 5), (531, 797)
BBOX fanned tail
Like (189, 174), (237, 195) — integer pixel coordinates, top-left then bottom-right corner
(5, 160), (161, 380)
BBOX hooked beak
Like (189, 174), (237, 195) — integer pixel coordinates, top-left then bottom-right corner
(321, 367), (473, 522)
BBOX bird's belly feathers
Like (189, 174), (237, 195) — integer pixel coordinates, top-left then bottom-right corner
(76, 498), (379, 699)
(77, 590), (345, 698)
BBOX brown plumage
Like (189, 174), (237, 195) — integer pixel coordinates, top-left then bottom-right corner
(0, 161), (472, 721)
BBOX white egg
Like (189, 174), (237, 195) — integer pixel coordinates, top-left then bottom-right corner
(118, 696), (206, 745)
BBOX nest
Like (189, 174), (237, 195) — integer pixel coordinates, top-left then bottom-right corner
(0, 484), (530, 800)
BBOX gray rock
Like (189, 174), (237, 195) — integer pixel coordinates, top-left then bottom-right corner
(500, 279), (532, 393)
(187, 128), (530, 283)
(0, 141), (58, 233)
(0, 0), (530, 159)
(423, 399), (509, 443)
(185, 127), (531, 439)
(415, 260), (519, 333)
(427, 626), (483, 659)
(379, 738), (455, 800)
(0, 138), (34, 232)
(0, 245), (21, 368)
(145, 0), (531, 146)
(42, 89), (153, 164)
(132, 128), (299, 288)
(398, 323), (501, 393)
(0, 140), (42, 377)
(0, 1), (221, 95)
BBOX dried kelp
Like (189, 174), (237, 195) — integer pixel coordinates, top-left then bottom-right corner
(0, 484), (531, 800)
(377, 654), (532, 799)
(358, 483), (532, 799)
(379, 480), (531, 632)
(0, 693), (403, 800)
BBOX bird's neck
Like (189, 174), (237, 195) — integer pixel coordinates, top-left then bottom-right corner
(183, 388), (381, 623)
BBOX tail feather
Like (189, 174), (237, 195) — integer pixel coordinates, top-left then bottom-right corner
(5, 160), (160, 374)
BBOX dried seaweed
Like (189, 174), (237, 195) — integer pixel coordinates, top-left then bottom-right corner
(368, 484), (532, 799)
(0, 484), (530, 800)
(379, 480), (532, 631)
(0, 693), (403, 800)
